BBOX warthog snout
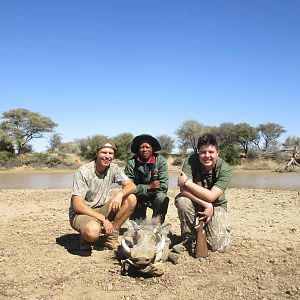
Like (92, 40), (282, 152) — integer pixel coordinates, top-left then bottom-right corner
(121, 218), (170, 270)
(130, 234), (158, 265)
(131, 254), (152, 265)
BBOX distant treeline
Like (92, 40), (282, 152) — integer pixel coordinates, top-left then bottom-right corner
(0, 108), (299, 168)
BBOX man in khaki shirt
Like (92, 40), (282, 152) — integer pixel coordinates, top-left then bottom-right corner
(69, 140), (136, 252)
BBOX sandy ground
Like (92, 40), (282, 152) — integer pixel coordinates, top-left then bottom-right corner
(0, 187), (299, 300)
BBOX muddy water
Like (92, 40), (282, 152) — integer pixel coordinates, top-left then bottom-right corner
(168, 170), (300, 191)
(0, 171), (299, 191)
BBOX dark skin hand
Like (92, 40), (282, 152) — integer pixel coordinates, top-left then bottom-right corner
(148, 180), (160, 190)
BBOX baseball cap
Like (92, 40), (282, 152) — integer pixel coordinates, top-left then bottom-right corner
(96, 140), (117, 152)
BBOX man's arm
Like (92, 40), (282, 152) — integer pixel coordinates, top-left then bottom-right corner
(122, 178), (137, 196)
(147, 156), (169, 192)
(179, 189), (213, 223)
(178, 171), (224, 203)
(109, 179), (137, 212)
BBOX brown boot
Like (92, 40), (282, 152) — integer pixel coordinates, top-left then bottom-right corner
(104, 230), (119, 250)
(172, 234), (194, 254)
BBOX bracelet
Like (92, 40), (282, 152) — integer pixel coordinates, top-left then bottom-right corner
(183, 178), (190, 186)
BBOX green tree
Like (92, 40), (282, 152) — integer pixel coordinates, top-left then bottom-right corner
(0, 129), (14, 153)
(47, 133), (62, 153)
(112, 132), (134, 160)
(75, 134), (109, 160)
(213, 123), (236, 147)
(219, 144), (241, 165)
(258, 123), (286, 150)
(176, 120), (208, 153)
(156, 134), (175, 157)
(58, 141), (80, 155)
(234, 123), (259, 157)
(1, 108), (57, 154)
(283, 136), (300, 158)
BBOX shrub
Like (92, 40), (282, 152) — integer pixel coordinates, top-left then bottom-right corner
(0, 151), (13, 166)
(247, 148), (259, 159)
(220, 146), (241, 165)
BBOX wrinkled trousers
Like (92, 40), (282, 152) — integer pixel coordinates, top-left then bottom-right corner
(130, 192), (169, 224)
(175, 195), (230, 252)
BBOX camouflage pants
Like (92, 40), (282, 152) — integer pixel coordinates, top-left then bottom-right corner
(175, 196), (230, 252)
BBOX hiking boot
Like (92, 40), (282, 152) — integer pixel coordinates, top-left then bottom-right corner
(104, 230), (119, 250)
(172, 243), (187, 254)
(172, 234), (194, 254)
(80, 236), (93, 251)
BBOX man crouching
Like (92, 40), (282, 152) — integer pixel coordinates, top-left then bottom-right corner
(69, 140), (137, 252)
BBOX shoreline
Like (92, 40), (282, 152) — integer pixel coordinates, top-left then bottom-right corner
(0, 165), (296, 174)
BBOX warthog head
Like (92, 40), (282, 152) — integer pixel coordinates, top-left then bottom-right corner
(119, 218), (172, 276)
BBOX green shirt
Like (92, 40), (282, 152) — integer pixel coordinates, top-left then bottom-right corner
(182, 155), (232, 209)
(124, 154), (168, 197)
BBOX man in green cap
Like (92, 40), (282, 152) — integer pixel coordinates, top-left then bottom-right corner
(124, 134), (169, 224)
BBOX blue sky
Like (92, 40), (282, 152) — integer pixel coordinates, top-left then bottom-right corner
(0, 0), (299, 151)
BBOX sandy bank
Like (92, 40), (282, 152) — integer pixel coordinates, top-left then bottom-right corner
(0, 188), (299, 299)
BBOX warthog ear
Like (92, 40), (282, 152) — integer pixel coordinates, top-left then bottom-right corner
(159, 223), (172, 236)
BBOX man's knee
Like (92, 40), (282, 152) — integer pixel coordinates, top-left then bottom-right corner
(206, 206), (230, 252)
(124, 194), (137, 210)
(153, 193), (169, 210)
(83, 221), (101, 242)
(155, 192), (168, 202)
(207, 233), (230, 253)
(175, 196), (191, 212)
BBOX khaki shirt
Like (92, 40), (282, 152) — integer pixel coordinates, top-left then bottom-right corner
(69, 161), (129, 218)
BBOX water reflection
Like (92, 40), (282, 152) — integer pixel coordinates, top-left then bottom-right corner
(0, 170), (299, 191)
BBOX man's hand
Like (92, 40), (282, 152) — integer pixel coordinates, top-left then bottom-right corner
(197, 203), (214, 224)
(148, 180), (160, 190)
(102, 219), (114, 235)
(109, 191), (123, 212)
(177, 171), (188, 187)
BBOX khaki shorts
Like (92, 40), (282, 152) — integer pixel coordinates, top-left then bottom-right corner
(70, 199), (116, 234)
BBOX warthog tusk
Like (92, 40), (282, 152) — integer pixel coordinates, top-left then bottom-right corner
(121, 239), (131, 255)
(155, 235), (166, 254)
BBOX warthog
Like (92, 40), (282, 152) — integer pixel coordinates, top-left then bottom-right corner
(118, 218), (177, 276)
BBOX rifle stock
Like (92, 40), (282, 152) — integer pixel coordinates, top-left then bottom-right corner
(195, 220), (208, 258)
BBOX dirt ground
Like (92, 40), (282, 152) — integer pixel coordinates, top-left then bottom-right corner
(0, 187), (299, 300)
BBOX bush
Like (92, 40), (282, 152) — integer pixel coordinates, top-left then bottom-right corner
(0, 151), (13, 166)
(2, 152), (81, 169)
(247, 148), (259, 159)
(220, 146), (241, 165)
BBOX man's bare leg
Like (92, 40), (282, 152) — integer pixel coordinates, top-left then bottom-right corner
(113, 194), (136, 230)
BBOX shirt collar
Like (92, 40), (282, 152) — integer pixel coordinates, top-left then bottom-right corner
(137, 155), (156, 164)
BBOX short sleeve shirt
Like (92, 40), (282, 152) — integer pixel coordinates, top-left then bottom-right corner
(69, 161), (129, 218)
(182, 155), (232, 209)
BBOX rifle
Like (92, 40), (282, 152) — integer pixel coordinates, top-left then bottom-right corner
(194, 216), (208, 259)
